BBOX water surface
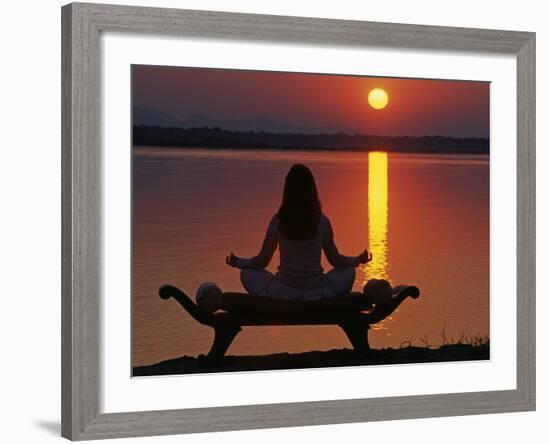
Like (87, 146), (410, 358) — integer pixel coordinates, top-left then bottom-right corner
(132, 148), (489, 367)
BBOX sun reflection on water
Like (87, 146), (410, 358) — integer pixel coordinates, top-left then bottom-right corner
(362, 151), (391, 331)
(362, 151), (389, 286)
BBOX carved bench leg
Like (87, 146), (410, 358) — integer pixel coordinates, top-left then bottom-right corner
(202, 319), (242, 366)
(340, 322), (371, 355)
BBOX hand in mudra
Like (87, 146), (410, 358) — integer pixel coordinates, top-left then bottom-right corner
(226, 252), (238, 268)
(358, 249), (373, 264)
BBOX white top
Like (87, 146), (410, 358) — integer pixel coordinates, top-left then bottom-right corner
(234, 213), (360, 289)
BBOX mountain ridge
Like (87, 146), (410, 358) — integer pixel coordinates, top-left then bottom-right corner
(133, 106), (358, 135)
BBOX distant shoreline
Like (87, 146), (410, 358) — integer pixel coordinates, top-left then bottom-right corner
(133, 145), (490, 157)
(133, 125), (490, 155)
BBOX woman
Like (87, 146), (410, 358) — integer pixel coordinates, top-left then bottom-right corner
(226, 163), (372, 301)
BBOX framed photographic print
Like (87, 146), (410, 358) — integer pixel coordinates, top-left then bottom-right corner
(61, 2), (536, 440)
(131, 66), (490, 377)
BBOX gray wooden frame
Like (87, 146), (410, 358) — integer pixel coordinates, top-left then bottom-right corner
(61, 2), (536, 440)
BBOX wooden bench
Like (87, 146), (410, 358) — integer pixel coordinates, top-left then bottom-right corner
(159, 284), (420, 365)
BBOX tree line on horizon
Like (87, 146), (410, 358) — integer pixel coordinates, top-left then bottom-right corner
(132, 125), (490, 154)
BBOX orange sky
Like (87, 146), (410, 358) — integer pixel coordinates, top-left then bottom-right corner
(132, 65), (489, 138)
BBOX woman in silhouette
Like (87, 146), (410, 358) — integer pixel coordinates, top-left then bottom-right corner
(226, 163), (372, 301)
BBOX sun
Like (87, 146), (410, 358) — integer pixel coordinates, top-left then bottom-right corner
(368, 88), (389, 110)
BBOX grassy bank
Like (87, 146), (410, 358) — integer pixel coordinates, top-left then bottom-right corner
(133, 343), (490, 377)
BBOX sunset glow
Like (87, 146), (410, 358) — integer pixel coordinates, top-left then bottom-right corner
(133, 66), (490, 138)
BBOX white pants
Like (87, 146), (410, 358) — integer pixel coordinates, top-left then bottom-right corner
(240, 267), (356, 301)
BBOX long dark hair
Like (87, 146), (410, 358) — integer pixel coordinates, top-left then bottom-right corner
(277, 164), (322, 240)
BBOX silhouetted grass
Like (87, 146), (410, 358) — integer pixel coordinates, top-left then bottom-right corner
(415, 322), (490, 349)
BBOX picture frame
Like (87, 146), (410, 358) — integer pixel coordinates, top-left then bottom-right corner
(61, 2), (536, 440)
